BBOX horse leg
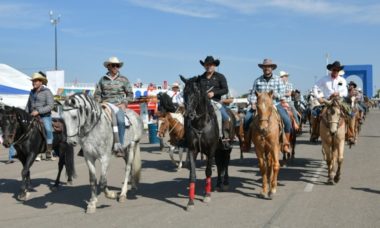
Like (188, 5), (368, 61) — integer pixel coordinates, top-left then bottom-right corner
(51, 155), (64, 191)
(186, 151), (196, 211)
(99, 155), (116, 200)
(85, 156), (98, 213)
(169, 145), (177, 166)
(18, 155), (34, 201)
(215, 149), (223, 191)
(334, 139), (345, 183)
(222, 150), (231, 191)
(257, 153), (268, 198)
(177, 146), (184, 170)
(269, 146), (280, 199)
(203, 156), (212, 203)
(119, 146), (135, 203)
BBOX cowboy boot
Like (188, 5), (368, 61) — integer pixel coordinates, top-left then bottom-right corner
(46, 144), (56, 161)
(283, 133), (291, 154)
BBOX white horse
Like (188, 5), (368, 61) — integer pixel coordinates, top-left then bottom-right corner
(60, 94), (143, 213)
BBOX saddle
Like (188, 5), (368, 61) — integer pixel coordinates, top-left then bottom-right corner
(280, 103), (299, 131)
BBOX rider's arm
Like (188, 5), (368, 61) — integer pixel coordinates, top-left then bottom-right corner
(37, 89), (54, 115)
(338, 79), (348, 97)
(123, 77), (134, 103)
(93, 79), (103, 103)
(276, 77), (286, 102)
(213, 74), (228, 97)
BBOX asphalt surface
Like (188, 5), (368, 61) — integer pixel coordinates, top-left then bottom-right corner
(1, 109), (379, 228)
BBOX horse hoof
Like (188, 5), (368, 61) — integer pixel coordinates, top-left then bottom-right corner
(203, 196), (211, 203)
(67, 181), (73, 186)
(50, 186), (58, 192)
(215, 185), (222, 192)
(259, 192), (268, 199)
(118, 195), (126, 203)
(334, 176), (340, 183)
(86, 206), (96, 214)
(186, 204), (195, 211)
(105, 191), (117, 199)
(327, 179), (335, 185)
(222, 185), (229, 192)
(17, 192), (29, 201)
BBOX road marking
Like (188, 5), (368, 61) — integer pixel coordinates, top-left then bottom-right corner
(304, 161), (325, 192)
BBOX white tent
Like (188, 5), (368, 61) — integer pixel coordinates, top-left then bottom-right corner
(0, 64), (32, 108)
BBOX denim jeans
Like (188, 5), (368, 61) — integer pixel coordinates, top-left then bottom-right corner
(276, 104), (291, 133)
(116, 109), (125, 145)
(220, 105), (229, 121)
(288, 101), (300, 125)
(42, 116), (53, 144)
(9, 144), (16, 160)
(243, 108), (255, 131)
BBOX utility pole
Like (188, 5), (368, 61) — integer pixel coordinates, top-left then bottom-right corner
(50, 10), (61, 70)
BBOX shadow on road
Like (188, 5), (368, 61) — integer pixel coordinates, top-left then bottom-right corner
(351, 187), (380, 195)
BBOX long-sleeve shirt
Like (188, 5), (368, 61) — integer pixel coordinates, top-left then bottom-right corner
(283, 81), (294, 103)
(247, 74), (285, 105)
(199, 72), (228, 102)
(94, 72), (133, 105)
(166, 90), (184, 105)
(25, 86), (54, 116)
(313, 75), (348, 99)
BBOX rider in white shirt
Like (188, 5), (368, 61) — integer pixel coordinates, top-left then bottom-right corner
(166, 82), (184, 108)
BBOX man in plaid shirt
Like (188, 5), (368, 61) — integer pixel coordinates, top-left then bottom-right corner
(243, 59), (292, 153)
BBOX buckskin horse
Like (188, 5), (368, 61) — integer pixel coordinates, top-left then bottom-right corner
(180, 75), (229, 210)
(60, 93), (143, 213)
(249, 91), (281, 199)
(320, 97), (346, 185)
(0, 105), (47, 200)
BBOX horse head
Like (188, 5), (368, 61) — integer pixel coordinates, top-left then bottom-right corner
(0, 106), (30, 148)
(180, 75), (206, 120)
(255, 90), (274, 136)
(324, 98), (343, 135)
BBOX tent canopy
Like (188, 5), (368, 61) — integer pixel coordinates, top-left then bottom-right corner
(0, 64), (31, 94)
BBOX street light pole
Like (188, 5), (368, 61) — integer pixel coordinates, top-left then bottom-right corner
(50, 10), (60, 70)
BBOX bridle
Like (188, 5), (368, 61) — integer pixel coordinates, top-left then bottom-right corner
(61, 106), (102, 138)
(1, 112), (39, 146)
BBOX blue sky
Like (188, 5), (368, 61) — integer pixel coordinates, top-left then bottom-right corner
(1, 0), (379, 96)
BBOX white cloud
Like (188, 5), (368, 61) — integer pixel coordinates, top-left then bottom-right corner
(0, 3), (47, 29)
(128, 0), (380, 24)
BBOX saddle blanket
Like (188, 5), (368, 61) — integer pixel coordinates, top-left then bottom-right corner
(107, 103), (131, 126)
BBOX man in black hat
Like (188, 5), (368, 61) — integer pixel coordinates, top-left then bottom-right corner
(198, 56), (231, 147)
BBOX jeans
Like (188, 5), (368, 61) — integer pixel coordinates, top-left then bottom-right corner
(288, 101), (300, 125)
(116, 109), (125, 145)
(42, 116), (53, 144)
(9, 144), (16, 160)
(244, 104), (291, 133)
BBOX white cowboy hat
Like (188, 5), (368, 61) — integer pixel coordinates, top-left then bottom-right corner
(172, 82), (180, 88)
(103, 56), (124, 68)
(338, 70), (345, 76)
(279, 71), (289, 77)
(30, 72), (48, 84)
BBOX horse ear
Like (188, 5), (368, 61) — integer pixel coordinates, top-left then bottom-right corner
(268, 90), (274, 97)
(179, 75), (187, 84)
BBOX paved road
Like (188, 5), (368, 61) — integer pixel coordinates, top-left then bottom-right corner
(1, 110), (379, 228)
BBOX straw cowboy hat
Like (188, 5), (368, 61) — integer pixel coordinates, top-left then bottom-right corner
(200, 56), (220, 67)
(327, 61), (344, 71)
(30, 71), (48, 84)
(103, 56), (124, 68)
(258, 59), (277, 70)
(172, 82), (180, 88)
(279, 71), (289, 77)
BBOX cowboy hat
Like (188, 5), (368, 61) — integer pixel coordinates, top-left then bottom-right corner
(258, 59), (277, 70)
(279, 70), (289, 77)
(327, 61), (344, 71)
(172, 82), (180, 88)
(30, 72), (48, 84)
(200, 56), (220, 67)
(103, 56), (124, 68)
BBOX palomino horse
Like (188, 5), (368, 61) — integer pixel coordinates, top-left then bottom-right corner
(60, 93), (143, 213)
(250, 91), (281, 199)
(0, 105), (48, 200)
(320, 98), (346, 184)
(180, 75), (219, 211)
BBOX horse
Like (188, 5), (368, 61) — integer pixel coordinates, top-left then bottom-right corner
(0, 105), (47, 201)
(180, 75), (219, 211)
(307, 92), (323, 142)
(156, 92), (186, 169)
(249, 91), (281, 199)
(60, 93), (143, 213)
(319, 98), (346, 184)
(50, 118), (76, 191)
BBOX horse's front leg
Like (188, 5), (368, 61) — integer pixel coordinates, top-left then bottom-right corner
(223, 150), (231, 191)
(256, 151), (268, 198)
(186, 150), (197, 211)
(51, 154), (64, 191)
(85, 156), (98, 213)
(215, 150), (223, 192)
(18, 154), (34, 201)
(334, 138), (345, 183)
(203, 155), (213, 203)
(119, 145), (134, 203)
(269, 145), (280, 199)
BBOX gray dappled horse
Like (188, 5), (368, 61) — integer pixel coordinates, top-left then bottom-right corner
(60, 94), (143, 213)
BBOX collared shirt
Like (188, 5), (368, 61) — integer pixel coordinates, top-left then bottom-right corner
(247, 74), (285, 104)
(283, 81), (294, 103)
(94, 72), (133, 105)
(313, 75), (348, 99)
(166, 90), (184, 105)
(199, 71), (228, 102)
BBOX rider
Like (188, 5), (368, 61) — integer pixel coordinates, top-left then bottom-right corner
(25, 72), (55, 161)
(166, 82), (184, 109)
(94, 56), (133, 156)
(198, 56), (231, 148)
(244, 59), (292, 154)
(279, 70), (300, 128)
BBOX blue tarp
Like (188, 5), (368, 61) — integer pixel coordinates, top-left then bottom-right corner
(0, 84), (29, 94)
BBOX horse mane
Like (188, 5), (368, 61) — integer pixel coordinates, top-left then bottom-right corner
(184, 76), (215, 118)
(64, 93), (102, 125)
(157, 92), (177, 113)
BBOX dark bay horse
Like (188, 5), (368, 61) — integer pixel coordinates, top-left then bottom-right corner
(0, 105), (47, 200)
(180, 75), (219, 211)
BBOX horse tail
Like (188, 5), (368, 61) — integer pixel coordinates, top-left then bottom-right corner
(132, 142), (142, 185)
(64, 143), (77, 179)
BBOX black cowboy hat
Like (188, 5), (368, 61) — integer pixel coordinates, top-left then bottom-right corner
(200, 56), (220, 67)
(348, 81), (357, 88)
(327, 61), (344, 71)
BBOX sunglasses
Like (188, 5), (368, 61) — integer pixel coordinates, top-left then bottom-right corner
(109, 64), (120, 68)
